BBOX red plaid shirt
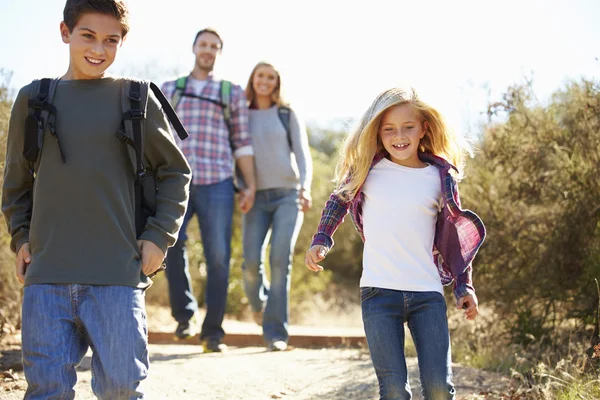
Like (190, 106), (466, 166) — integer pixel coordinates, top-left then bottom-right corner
(161, 75), (252, 185)
(311, 152), (486, 300)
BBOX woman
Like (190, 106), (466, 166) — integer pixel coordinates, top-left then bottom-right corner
(242, 61), (313, 351)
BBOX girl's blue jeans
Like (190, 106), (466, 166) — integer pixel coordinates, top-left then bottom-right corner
(241, 188), (303, 343)
(21, 284), (148, 399)
(361, 287), (455, 400)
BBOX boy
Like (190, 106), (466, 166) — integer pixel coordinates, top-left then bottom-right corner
(1, 1), (191, 398)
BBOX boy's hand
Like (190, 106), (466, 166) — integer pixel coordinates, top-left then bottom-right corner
(138, 240), (165, 276)
(299, 190), (312, 213)
(16, 243), (31, 284)
(305, 245), (328, 272)
(238, 188), (255, 214)
(457, 293), (479, 320)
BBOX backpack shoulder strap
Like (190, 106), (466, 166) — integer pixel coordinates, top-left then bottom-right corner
(170, 75), (188, 110)
(120, 79), (150, 172)
(24, 78), (61, 172)
(277, 106), (292, 150)
(220, 80), (233, 133)
(149, 82), (189, 141)
(120, 79), (150, 237)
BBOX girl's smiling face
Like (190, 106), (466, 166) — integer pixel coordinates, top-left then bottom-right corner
(379, 104), (427, 168)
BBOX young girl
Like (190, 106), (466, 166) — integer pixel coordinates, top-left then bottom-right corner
(305, 87), (485, 399)
(242, 62), (313, 351)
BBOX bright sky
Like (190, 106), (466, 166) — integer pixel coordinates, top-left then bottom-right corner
(1, 0), (598, 135)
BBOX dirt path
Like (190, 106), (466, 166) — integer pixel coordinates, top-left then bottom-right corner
(1, 343), (510, 400)
(1, 306), (511, 399)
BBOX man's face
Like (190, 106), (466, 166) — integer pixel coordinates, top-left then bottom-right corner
(192, 32), (222, 72)
(60, 13), (124, 79)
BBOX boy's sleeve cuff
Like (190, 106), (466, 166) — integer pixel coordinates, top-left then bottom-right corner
(138, 228), (170, 255)
(13, 232), (30, 254)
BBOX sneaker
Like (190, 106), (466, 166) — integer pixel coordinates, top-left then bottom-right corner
(202, 338), (228, 353)
(174, 315), (198, 340)
(252, 311), (263, 326)
(267, 340), (287, 352)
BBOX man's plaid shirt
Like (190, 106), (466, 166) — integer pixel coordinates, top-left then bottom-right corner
(161, 76), (252, 185)
(311, 152), (486, 300)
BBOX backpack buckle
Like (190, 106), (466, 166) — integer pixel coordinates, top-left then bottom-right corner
(128, 90), (141, 102)
(126, 109), (145, 120)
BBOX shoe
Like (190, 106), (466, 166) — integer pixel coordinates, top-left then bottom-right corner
(174, 315), (198, 340)
(252, 311), (263, 326)
(267, 340), (287, 352)
(202, 338), (228, 353)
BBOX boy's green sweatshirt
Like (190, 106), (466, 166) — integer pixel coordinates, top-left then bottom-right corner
(2, 77), (191, 288)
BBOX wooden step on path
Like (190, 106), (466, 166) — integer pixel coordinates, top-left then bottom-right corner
(147, 322), (367, 348)
(148, 331), (367, 348)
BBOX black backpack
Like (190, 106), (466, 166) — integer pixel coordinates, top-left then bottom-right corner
(23, 78), (189, 241)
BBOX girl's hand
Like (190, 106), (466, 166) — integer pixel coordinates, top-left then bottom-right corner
(457, 293), (479, 320)
(305, 245), (328, 272)
(299, 189), (312, 213)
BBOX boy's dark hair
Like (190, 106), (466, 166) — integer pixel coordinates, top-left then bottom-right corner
(193, 28), (223, 49)
(63, 0), (130, 37)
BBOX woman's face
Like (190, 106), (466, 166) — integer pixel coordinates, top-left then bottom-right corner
(252, 65), (278, 98)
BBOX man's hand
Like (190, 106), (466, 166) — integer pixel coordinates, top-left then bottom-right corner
(305, 245), (328, 272)
(238, 188), (255, 214)
(457, 293), (479, 320)
(138, 240), (165, 276)
(299, 189), (312, 213)
(16, 243), (31, 284)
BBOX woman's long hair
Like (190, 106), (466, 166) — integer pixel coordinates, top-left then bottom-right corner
(245, 61), (287, 108)
(335, 87), (471, 201)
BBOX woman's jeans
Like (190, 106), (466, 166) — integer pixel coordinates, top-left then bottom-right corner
(242, 188), (303, 343)
(21, 284), (148, 400)
(361, 287), (455, 400)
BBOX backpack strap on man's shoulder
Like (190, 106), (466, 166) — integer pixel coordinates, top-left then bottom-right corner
(220, 80), (233, 132)
(24, 77), (61, 174)
(170, 75), (188, 111)
(277, 106), (292, 150)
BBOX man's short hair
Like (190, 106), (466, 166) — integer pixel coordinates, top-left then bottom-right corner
(63, 0), (130, 37)
(193, 28), (223, 49)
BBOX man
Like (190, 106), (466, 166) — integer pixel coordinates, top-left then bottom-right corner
(161, 28), (256, 352)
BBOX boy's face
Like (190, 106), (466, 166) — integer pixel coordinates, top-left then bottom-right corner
(60, 13), (125, 80)
(192, 32), (222, 73)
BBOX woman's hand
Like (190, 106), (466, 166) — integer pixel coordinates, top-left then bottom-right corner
(457, 293), (479, 320)
(305, 245), (328, 272)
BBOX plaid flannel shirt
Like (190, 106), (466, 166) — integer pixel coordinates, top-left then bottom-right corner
(161, 76), (252, 185)
(311, 152), (486, 300)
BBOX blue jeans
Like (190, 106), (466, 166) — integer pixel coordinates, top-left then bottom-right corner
(165, 178), (234, 340)
(361, 288), (455, 400)
(242, 188), (303, 342)
(21, 284), (148, 400)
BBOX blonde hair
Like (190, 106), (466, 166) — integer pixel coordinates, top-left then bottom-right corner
(245, 61), (287, 108)
(335, 87), (471, 201)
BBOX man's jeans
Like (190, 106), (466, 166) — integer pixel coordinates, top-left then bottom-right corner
(242, 188), (303, 342)
(165, 178), (234, 340)
(361, 288), (455, 400)
(21, 284), (148, 400)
